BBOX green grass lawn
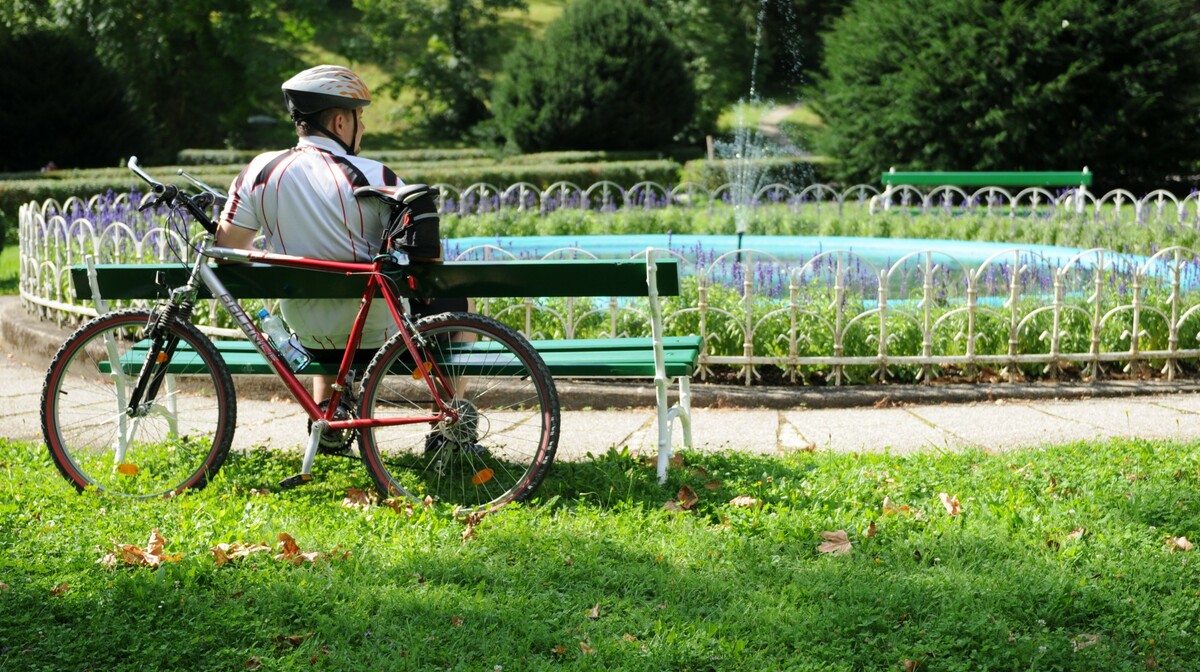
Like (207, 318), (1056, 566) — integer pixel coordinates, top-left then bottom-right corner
(3, 437), (1199, 670)
(0, 245), (18, 295)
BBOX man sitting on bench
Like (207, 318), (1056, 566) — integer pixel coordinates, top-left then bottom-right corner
(214, 65), (467, 408)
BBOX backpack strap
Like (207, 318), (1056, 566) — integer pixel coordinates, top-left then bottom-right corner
(353, 184), (431, 206)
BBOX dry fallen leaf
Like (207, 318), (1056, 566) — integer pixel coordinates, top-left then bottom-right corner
(882, 497), (910, 515)
(817, 530), (852, 555)
(146, 529), (168, 557)
(1072, 633), (1100, 651)
(211, 541), (271, 566)
(276, 532), (302, 560)
(50, 582), (70, 597)
(903, 659), (921, 672)
(676, 485), (699, 510)
(663, 500), (686, 513)
(622, 633), (638, 642)
(729, 495), (760, 508)
(939, 492), (961, 517)
(1067, 527), (1086, 541)
(273, 533), (327, 565)
(703, 480), (722, 490)
(865, 520), (877, 538)
(580, 641), (596, 655)
(450, 616), (465, 627)
(385, 498), (416, 517)
(0, 582), (9, 591)
(342, 488), (376, 510)
(550, 644), (567, 656)
(460, 511), (486, 543)
(272, 633), (310, 649)
(1167, 536), (1193, 553)
(423, 495), (435, 509)
(669, 454), (686, 469)
(587, 604), (602, 620)
(99, 529), (183, 568)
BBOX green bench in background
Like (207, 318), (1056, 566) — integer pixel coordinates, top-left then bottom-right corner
(873, 166), (1092, 214)
(71, 257), (698, 483)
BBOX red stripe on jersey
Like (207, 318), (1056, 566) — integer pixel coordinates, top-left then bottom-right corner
(319, 153), (358, 258)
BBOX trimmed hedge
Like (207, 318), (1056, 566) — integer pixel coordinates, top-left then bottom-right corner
(176, 147), (495, 165)
(1, 160), (686, 218)
(679, 157), (828, 190)
(175, 147), (705, 166)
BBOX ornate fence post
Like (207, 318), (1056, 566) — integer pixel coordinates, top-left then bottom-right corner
(873, 266), (890, 383)
(1004, 251), (1025, 383)
(1085, 252), (1105, 381)
(1163, 249), (1183, 380)
(918, 253), (935, 383)
(741, 253), (755, 385)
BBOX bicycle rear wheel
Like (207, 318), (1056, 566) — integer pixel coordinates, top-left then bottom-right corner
(41, 308), (237, 498)
(358, 312), (559, 512)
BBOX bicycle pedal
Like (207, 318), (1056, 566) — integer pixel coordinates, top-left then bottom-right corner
(279, 473), (314, 489)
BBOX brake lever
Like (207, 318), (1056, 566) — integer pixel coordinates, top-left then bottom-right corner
(136, 184), (179, 212)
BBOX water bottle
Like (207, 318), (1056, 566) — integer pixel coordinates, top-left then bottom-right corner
(256, 309), (311, 372)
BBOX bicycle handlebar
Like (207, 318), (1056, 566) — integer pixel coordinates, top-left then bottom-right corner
(127, 156), (220, 235)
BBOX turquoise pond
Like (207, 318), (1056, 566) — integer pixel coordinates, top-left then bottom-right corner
(444, 234), (1164, 273)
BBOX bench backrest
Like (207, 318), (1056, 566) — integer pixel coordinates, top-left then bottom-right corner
(71, 259), (681, 301)
(881, 169), (1092, 188)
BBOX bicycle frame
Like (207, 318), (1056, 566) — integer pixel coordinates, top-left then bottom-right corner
(123, 156), (467, 482)
(171, 238), (462, 477)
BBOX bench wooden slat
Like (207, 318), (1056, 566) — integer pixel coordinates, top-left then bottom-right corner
(70, 259), (680, 301)
(881, 171), (1092, 187)
(101, 336), (702, 379)
(186, 336), (700, 354)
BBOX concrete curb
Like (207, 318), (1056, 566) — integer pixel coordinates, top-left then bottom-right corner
(6, 295), (1200, 411)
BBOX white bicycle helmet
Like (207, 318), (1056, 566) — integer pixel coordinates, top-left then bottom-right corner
(281, 65), (371, 154)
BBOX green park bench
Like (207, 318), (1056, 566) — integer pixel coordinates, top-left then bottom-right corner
(70, 257), (698, 482)
(873, 167), (1092, 214)
(880, 167), (1093, 189)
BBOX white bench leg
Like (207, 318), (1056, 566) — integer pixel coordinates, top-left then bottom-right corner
(655, 376), (672, 484)
(676, 375), (692, 449)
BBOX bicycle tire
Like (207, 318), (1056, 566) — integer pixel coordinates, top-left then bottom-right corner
(357, 312), (560, 512)
(41, 308), (237, 498)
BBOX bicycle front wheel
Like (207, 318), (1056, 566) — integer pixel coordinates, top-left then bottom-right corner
(41, 308), (237, 498)
(358, 312), (560, 512)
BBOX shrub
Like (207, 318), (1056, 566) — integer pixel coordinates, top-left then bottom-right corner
(492, 0), (697, 152)
(812, 0), (1200, 192)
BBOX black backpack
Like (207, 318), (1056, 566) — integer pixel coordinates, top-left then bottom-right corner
(354, 184), (442, 261)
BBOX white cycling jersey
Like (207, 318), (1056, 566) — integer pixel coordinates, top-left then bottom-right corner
(219, 136), (402, 350)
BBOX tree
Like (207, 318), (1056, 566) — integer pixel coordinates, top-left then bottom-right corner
(812, 0), (1200, 190)
(645, 0), (759, 139)
(43, 0), (319, 157)
(0, 29), (147, 170)
(492, 0), (696, 152)
(344, 0), (527, 138)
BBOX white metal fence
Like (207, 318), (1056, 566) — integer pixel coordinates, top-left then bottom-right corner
(18, 183), (1200, 386)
